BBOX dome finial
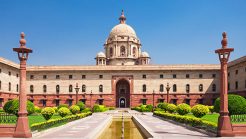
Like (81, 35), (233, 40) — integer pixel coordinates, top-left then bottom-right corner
(221, 32), (227, 48)
(19, 32), (26, 48)
(119, 10), (126, 24)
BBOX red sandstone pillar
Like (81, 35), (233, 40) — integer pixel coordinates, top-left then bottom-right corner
(215, 32), (234, 137)
(13, 32), (32, 138)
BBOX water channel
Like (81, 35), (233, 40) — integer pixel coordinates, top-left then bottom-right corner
(98, 110), (147, 139)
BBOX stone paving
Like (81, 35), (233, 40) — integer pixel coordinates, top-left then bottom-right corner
(33, 113), (111, 139)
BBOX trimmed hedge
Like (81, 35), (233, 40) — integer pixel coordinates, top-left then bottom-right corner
(157, 102), (168, 111)
(34, 106), (42, 113)
(132, 104), (153, 112)
(31, 112), (92, 131)
(81, 108), (91, 113)
(191, 104), (209, 118)
(176, 103), (191, 115)
(76, 102), (85, 111)
(41, 107), (55, 120)
(3, 99), (35, 116)
(154, 111), (217, 132)
(214, 94), (246, 115)
(93, 104), (108, 112)
(70, 105), (80, 114)
(167, 104), (176, 113)
(58, 107), (71, 117)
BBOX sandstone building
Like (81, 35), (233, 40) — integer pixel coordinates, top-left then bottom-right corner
(0, 11), (245, 108)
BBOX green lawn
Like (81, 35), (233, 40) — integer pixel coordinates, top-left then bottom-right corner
(187, 113), (219, 123)
(28, 114), (62, 127)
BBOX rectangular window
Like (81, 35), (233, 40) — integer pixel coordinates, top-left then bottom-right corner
(98, 99), (103, 105)
(186, 74), (190, 78)
(199, 74), (203, 78)
(185, 99), (190, 105)
(43, 75), (47, 79)
(82, 75), (86, 79)
(142, 74), (146, 79)
(212, 74), (216, 78)
(228, 72), (230, 77)
(172, 99), (177, 105)
(42, 100), (46, 107)
(16, 74), (19, 78)
(160, 74), (163, 79)
(235, 81), (238, 90)
(69, 75), (73, 79)
(158, 99), (164, 103)
(99, 75), (103, 79)
(30, 75), (34, 79)
(81, 99), (86, 104)
(199, 99), (203, 104)
(56, 75), (60, 79)
(173, 74), (176, 78)
(55, 100), (60, 107)
(142, 99), (147, 105)
(0, 69), (1, 73)
(8, 71), (11, 76)
(235, 70), (238, 75)
(68, 100), (72, 106)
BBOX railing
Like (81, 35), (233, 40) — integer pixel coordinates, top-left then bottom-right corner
(230, 115), (246, 123)
(0, 113), (17, 124)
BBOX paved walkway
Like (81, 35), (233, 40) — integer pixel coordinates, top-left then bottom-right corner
(33, 113), (111, 139)
(134, 112), (211, 139)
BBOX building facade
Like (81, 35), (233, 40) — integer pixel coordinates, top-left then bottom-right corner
(0, 11), (245, 108)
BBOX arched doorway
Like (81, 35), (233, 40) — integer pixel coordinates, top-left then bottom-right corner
(116, 79), (130, 108)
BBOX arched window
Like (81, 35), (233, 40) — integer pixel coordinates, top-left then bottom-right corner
(133, 47), (136, 57)
(120, 46), (125, 56)
(212, 84), (216, 92)
(30, 85), (34, 93)
(82, 85), (86, 92)
(173, 84), (177, 92)
(16, 84), (18, 92)
(69, 85), (73, 92)
(186, 84), (190, 93)
(110, 47), (113, 57)
(43, 85), (47, 93)
(99, 85), (103, 92)
(56, 85), (60, 94)
(142, 84), (146, 92)
(199, 84), (203, 92)
(159, 84), (164, 92)
(0, 81), (1, 90)
(8, 82), (11, 91)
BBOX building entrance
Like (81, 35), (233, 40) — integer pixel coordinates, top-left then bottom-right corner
(116, 79), (130, 108)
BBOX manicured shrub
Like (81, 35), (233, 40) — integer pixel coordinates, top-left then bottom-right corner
(58, 107), (71, 117)
(81, 108), (91, 113)
(176, 103), (191, 115)
(41, 107), (55, 120)
(34, 106), (42, 113)
(207, 106), (214, 113)
(167, 104), (176, 113)
(93, 104), (108, 112)
(214, 94), (246, 115)
(70, 105), (80, 114)
(109, 107), (115, 110)
(154, 108), (164, 111)
(3, 99), (35, 116)
(146, 104), (153, 112)
(53, 107), (58, 113)
(154, 111), (217, 132)
(76, 102), (85, 111)
(192, 104), (209, 118)
(58, 104), (69, 110)
(157, 102), (168, 111)
(0, 108), (4, 113)
(134, 106), (141, 112)
(31, 112), (92, 131)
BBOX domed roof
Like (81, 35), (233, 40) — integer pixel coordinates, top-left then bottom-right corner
(109, 10), (137, 38)
(109, 24), (137, 38)
(140, 52), (150, 58)
(96, 52), (106, 58)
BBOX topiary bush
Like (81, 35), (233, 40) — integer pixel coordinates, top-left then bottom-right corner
(214, 94), (246, 115)
(3, 99), (35, 116)
(70, 105), (80, 114)
(93, 104), (108, 112)
(167, 104), (177, 113)
(157, 102), (168, 112)
(34, 106), (42, 113)
(58, 107), (71, 117)
(191, 104), (209, 118)
(81, 108), (91, 113)
(53, 107), (58, 113)
(176, 103), (191, 115)
(41, 107), (55, 120)
(76, 102), (85, 111)
(58, 104), (69, 110)
(109, 107), (115, 110)
(207, 106), (214, 113)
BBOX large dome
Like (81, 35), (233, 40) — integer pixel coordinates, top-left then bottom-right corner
(109, 24), (137, 38)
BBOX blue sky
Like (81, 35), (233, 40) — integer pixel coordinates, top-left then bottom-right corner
(0, 0), (245, 65)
